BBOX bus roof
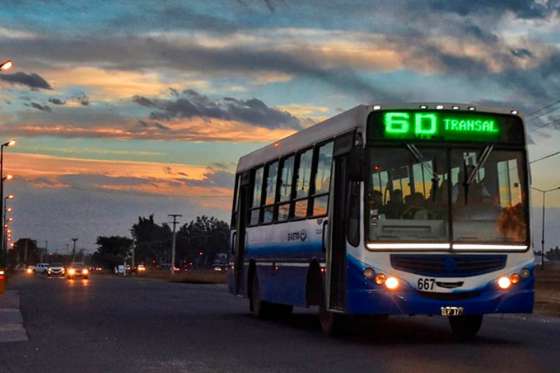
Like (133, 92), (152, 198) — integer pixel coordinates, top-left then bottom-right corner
(236, 103), (523, 173)
(237, 105), (370, 173)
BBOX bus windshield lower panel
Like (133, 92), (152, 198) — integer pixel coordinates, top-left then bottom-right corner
(367, 146), (528, 246)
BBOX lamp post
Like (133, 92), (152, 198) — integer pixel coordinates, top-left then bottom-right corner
(532, 186), (560, 269)
(0, 59), (13, 269)
(2, 194), (14, 259)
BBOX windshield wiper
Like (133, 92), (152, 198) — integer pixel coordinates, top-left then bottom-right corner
(466, 145), (493, 185)
(405, 144), (423, 163)
(462, 145), (493, 205)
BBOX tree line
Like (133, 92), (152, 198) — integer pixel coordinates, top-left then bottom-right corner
(92, 215), (230, 269)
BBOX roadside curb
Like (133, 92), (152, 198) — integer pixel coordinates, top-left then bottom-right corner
(0, 290), (28, 343)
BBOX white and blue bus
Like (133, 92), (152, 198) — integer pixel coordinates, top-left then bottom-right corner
(228, 103), (534, 337)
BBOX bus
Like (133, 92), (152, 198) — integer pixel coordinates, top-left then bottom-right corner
(227, 103), (534, 338)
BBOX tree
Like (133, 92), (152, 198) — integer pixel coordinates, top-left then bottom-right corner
(9, 238), (40, 267)
(130, 215), (172, 265)
(176, 216), (230, 268)
(92, 235), (133, 268)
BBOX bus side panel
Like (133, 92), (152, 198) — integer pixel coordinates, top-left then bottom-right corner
(257, 265), (308, 306)
(245, 219), (325, 306)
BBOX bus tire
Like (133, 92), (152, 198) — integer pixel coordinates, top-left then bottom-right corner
(250, 274), (293, 319)
(249, 274), (274, 319)
(449, 315), (483, 340)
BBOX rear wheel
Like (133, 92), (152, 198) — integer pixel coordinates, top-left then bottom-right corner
(449, 315), (483, 339)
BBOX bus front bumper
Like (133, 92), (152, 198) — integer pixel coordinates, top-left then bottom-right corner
(345, 279), (534, 316)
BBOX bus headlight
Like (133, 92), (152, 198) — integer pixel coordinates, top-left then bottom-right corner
(497, 276), (511, 290)
(385, 276), (400, 290)
(510, 273), (521, 285)
(374, 273), (386, 285)
(520, 268), (530, 278)
(363, 267), (375, 280)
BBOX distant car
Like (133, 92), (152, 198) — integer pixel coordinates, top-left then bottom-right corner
(66, 264), (89, 279)
(35, 263), (50, 274)
(26, 265), (35, 274)
(47, 263), (65, 277)
(114, 264), (126, 275)
(136, 264), (146, 273)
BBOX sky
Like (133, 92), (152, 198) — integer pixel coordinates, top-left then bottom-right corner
(2, 0), (560, 252)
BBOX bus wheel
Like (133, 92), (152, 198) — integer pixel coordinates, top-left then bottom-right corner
(448, 315), (483, 340)
(250, 274), (272, 319)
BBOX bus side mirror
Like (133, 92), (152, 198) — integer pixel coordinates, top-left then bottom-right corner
(347, 148), (365, 182)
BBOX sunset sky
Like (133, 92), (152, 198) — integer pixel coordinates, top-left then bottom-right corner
(2, 0), (560, 252)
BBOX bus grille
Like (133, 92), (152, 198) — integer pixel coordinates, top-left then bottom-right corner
(390, 254), (507, 277)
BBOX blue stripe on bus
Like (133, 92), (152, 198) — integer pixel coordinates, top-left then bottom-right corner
(245, 241), (323, 259)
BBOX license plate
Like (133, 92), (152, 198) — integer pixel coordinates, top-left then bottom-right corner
(441, 306), (464, 316)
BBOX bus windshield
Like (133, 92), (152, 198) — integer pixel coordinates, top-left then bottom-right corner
(367, 145), (528, 244)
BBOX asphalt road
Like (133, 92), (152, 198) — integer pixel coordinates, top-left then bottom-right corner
(1, 274), (559, 373)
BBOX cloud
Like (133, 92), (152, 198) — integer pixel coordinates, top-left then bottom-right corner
(0, 72), (51, 90)
(134, 89), (302, 130)
(26, 102), (52, 112)
(430, 0), (556, 19)
(48, 97), (66, 105)
(4, 152), (234, 200)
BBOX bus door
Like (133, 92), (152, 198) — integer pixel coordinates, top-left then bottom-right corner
(326, 132), (355, 310)
(232, 171), (250, 295)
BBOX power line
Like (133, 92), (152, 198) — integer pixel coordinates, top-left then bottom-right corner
(530, 151), (560, 164)
(526, 99), (560, 119)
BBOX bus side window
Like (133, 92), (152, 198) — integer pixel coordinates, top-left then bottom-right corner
(262, 161), (278, 224)
(347, 181), (360, 246)
(231, 174), (240, 228)
(249, 167), (264, 226)
(277, 155), (294, 222)
(293, 148), (313, 218)
(310, 141), (333, 217)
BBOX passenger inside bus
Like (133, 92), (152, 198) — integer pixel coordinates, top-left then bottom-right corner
(385, 189), (404, 218)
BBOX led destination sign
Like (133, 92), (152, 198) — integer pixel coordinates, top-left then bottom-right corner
(384, 112), (500, 141)
(367, 110), (524, 144)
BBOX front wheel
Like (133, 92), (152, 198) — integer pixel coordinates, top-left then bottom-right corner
(449, 315), (483, 339)
(319, 292), (346, 336)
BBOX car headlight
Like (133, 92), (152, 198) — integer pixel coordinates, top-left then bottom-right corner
(82, 269), (89, 275)
(68, 268), (75, 275)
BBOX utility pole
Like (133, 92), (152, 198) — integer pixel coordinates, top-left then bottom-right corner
(131, 242), (135, 270)
(169, 214), (182, 275)
(71, 238), (78, 262)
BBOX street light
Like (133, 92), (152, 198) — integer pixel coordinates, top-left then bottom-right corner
(0, 60), (13, 72)
(532, 186), (560, 269)
(0, 140), (14, 269)
(1, 194), (14, 259)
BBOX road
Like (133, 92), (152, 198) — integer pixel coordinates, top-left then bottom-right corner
(0, 274), (559, 373)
